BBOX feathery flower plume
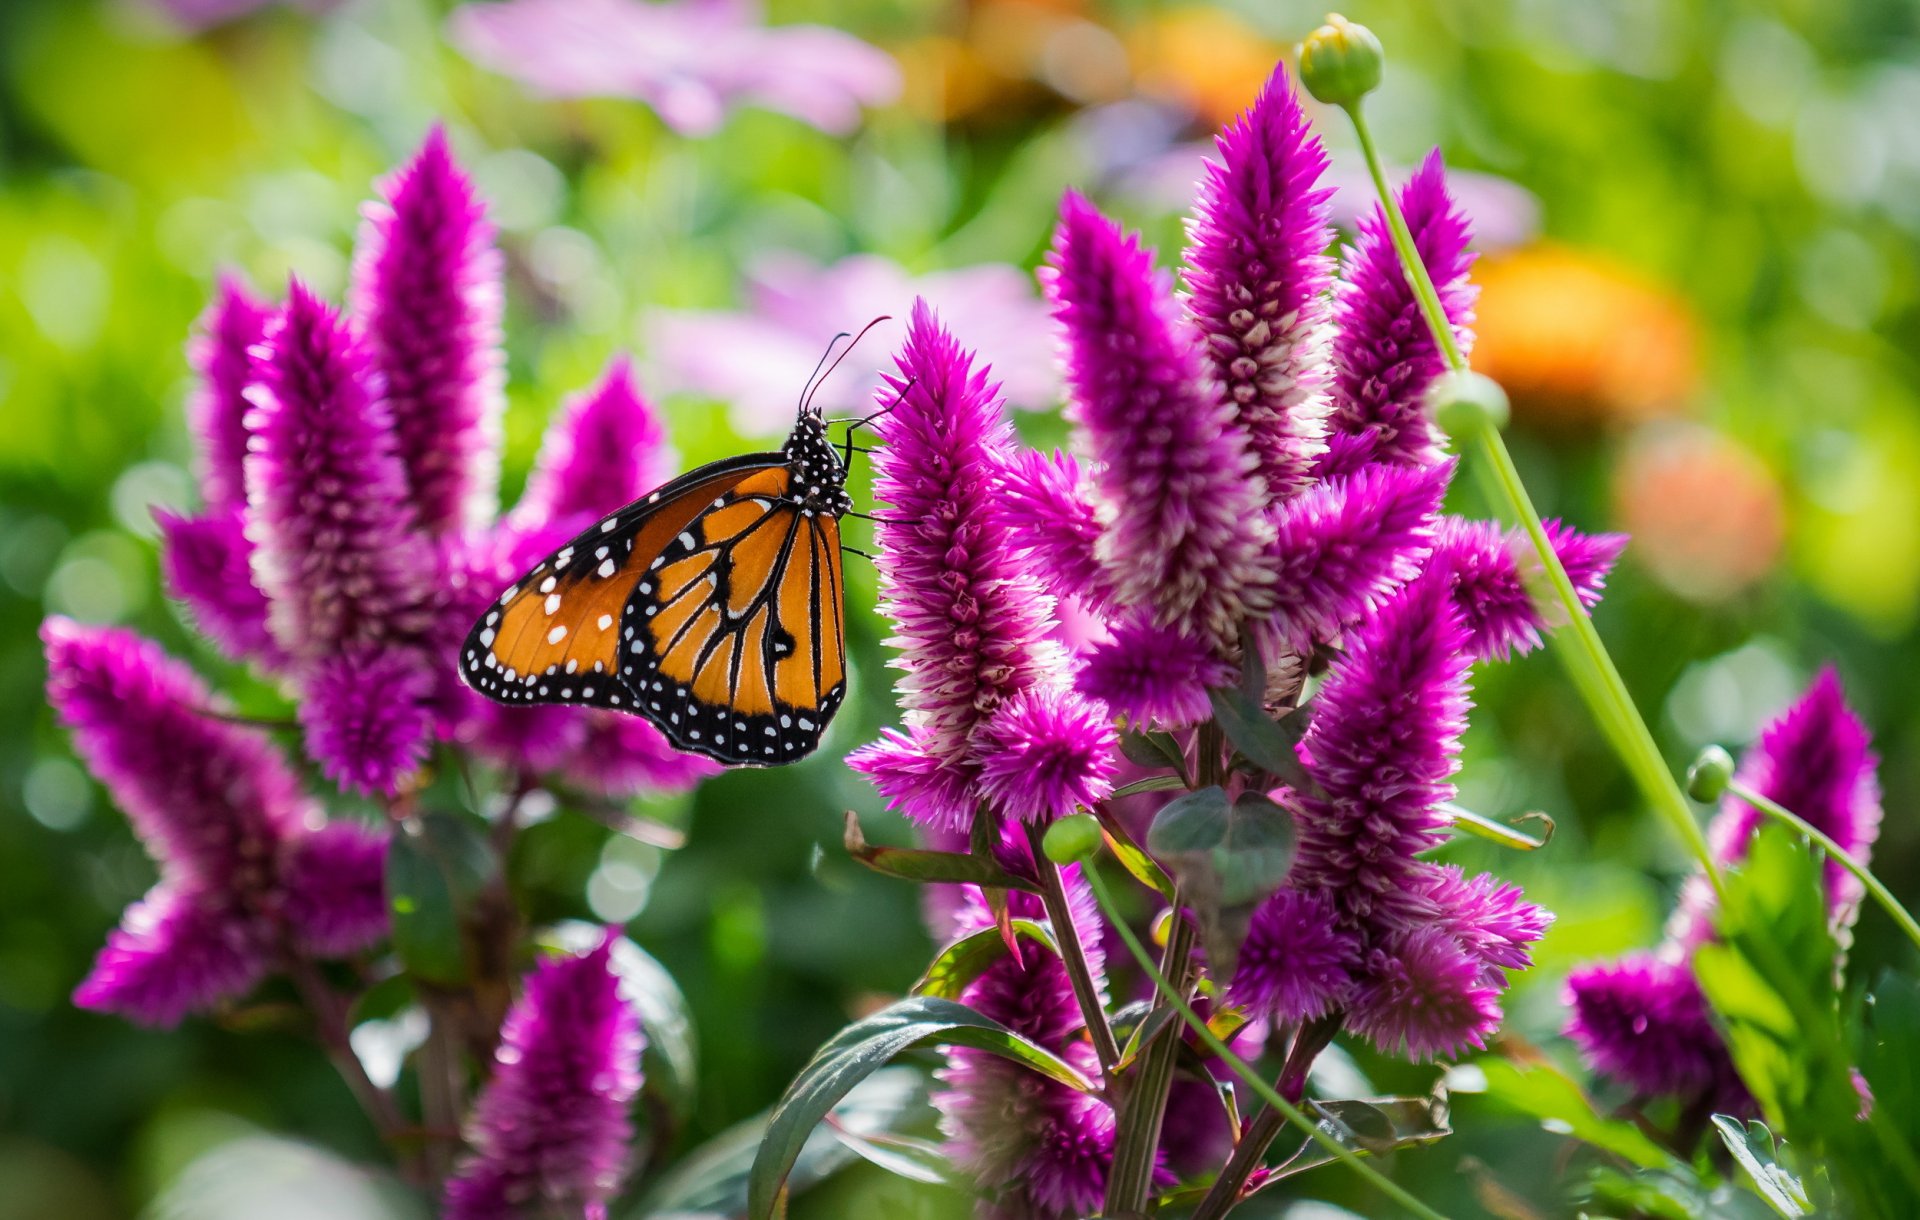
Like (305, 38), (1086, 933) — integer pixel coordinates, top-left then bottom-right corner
(511, 355), (671, 532)
(1259, 460), (1448, 653)
(1184, 63), (1335, 501)
(1346, 924), (1501, 1061)
(936, 877), (1116, 1219)
(446, 933), (645, 1220)
(298, 648), (439, 797)
(996, 448), (1106, 606)
(563, 712), (721, 798)
(1432, 516), (1625, 662)
(1076, 615), (1234, 730)
(1567, 669), (1877, 1107)
(352, 127), (506, 537)
(1044, 192), (1271, 643)
(1230, 888), (1360, 1023)
(157, 509), (279, 664)
(974, 689), (1117, 823)
(848, 302), (1066, 830)
(245, 280), (433, 658)
(1326, 150), (1476, 469)
(188, 275), (271, 514)
(43, 620), (387, 1025)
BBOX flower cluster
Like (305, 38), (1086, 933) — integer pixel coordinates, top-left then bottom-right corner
(1565, 669), (1882, 1110)
(157, 126), (714, 803)
(850, 63), (1624, 1213)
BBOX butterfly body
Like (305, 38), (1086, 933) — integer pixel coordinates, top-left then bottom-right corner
(460, 411), (850, 766)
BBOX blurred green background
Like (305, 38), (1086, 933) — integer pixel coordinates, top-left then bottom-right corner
(2, 0), (1917, 1216)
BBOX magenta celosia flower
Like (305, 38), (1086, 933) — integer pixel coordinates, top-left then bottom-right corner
(648, 251), (1059, 435)
(848, 302), (1067, 830)
(936, 877), (1115, 1219)
(1347, 925), (1502, 1061)
(1045, 192), (1271, 644)
(1325, 150), (1476, 470)
(974, 689), (1117, 823)
(43, 619), (387, 1026)
(1076, 615), (1234, 730)
(1564, 953), (1743, 1107)
(511, 355), (672, 533)
(245, 280), (434, 658)
(1231, 888), (1361, 1023)
(157, 509), (279, 664)
(1419, 864), (1550, 978)
(563, 712), (721, 798)
(445, 932), (645, 1220)
(189, 275), (270, 514)
(996, 449), (1106, 607)
(1258, 460), (1449, 653)
(449, 0), (900, 138)
(351, 126), (505, 537)
(298, 648), (439, 798)
(1432, 516), (1626, 662)
(1184, 63), (1334, 502)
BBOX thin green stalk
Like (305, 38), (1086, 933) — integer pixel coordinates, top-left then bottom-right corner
(1343, 98), (1721, 896)
(1083, 867), (1451, 1220)
(1027, 824), (1123, 1083)
(1105, 900), (1197, 1216)
(1727, 780), (1920, 957)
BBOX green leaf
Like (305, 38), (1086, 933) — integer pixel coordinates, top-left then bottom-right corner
(911, 919), (1058, 1000)
(1094, 805), (1176, 900)
(1146, 787), (1296, 976)
(1145, 786), (1231, 857)
(1118, 728), (1186, 774)
(824, 1123), (956, 1187)
(386, 811), (492, 987)
(1207, 682), (1310, 788)
(1109, 774), (1189, 798)
(747, 996), (1096, 1220)
(1438, 802), (1555, 851)
(1474, 1053), (1679, 1171)
(1713, 1115), (1812, 1217)
(843, 811), (1040, 892)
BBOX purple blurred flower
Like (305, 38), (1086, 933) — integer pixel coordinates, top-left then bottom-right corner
(848, 302), (1067, 831)
(298, 648), (439, 798)
(157, 509), (279, 664)
(937, 877), (1115, 1219)
(43, 619), (387, 1026)
(1326, 150), (1476, 470)
(446, 932), (645, 1220)
(1432, 516), (1626, 662)
(189, 276), (270, 514)
(351, 126), (506, 537)
(563, 712), (722, 798)
(648, 252), (1058, 435)
(1347, 925), (1502, 1062)
(1259, 460), (1448, 653)
(1184, 65), (1334, 501)
(449, 0), (900, 137)
(1564, 952), (1743, 1108)
(974, 689), (1117, 823)
(1231, 888), (1360, 1023)
(511, 355), (672, 533)
(1045, 192), (1271, 644)
(245, 280), (434, 657)
(1076, 615), (1233, 730)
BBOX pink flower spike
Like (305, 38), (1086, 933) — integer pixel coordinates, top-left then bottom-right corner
(975, 689), (1117, 823)
(1348, 925), (1501, 1062)
(512, 355), (673, 530)
(72, 886), (269, 1028)
(157, 509), (280, 666)
(1230, 888), (1360, 1023)
(352, 126), (506, 536)
(298, 647), (438, 798)
(1076, 614), (1234, 730)
(1185, 63), (1336, 501)
(996, 448), (1107, 607)
(188, 274), (271, 514)
(1432, 516), (1625, 662)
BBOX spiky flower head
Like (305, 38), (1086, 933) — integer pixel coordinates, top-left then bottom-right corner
(1432, 516), (1625, 662)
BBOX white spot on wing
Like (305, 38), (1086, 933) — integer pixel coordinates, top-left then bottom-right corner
(547, 625), (568, 644)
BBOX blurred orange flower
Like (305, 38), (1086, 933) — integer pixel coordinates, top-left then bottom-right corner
(1127, 7), (1286, 126)
(1612, 423), (1785, 603)
(1474, 244), (1699, 427)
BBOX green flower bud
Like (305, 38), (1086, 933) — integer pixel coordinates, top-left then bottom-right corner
(1299, 14), (1384, 109)
(1431, 369), (1512, 437)
(1687, 745), (1736, 803)
(1042, 812), (1104, 865)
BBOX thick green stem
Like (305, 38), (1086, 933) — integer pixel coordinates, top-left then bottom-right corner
(1726, 780), (1920, 957)
(1083, 867), (1451, 1220)
(1343, 98), (1721, 895)
(1104, 903), (1197, 1216)
(1190, 1014), (1343, 1220)
(1027, 824), (1123, 1082)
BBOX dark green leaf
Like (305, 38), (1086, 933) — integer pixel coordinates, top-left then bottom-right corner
(747, 996), (1096, 1220)
(1118, 728), (1186, 774)
(1109, 774), (1189, 798)
(1207, 683), (1309, 786)
(1215, 792), (1296, 906)
(843, 811), (1039, 892)
(1145, 786), (1230, 856)
(1713, 1114), (1812, 1217)
(386, 811), (492, 987)
(1094, 806), (1176, 900)
(824, 1123), (956, 1187)
(1146, 787), (1296, 975)
(912, 919), (1058, 1000)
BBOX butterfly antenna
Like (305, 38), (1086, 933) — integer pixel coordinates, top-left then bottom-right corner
(801, 314), (892, 419)
(797, 331), (852, 417)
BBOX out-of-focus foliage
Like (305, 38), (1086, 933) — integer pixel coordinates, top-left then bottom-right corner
(2, 0), (1917, 1216)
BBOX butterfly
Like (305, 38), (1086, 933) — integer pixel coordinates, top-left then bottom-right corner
(458, 334), (885, 766)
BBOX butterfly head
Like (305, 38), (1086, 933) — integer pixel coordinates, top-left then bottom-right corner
(783, 412), (853, 516)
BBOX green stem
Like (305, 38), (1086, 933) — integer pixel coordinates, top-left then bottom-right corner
(1105, 900), (1197, 1216)
(1027, 825), (1123, 1083)
(1343, 98), (1721, 896)
(1083, 867), (1450, 1220)
(1727, 780), (1920, 957)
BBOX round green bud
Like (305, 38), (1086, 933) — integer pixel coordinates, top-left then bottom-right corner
(1299, 14), (1384, 109)
(1431, 369), (1512, 437)
(1042, 813), (1104, 865)
(1687, 746), (1736, 803)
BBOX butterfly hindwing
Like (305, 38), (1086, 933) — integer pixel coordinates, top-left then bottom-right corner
(458, 456), (784, 712)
